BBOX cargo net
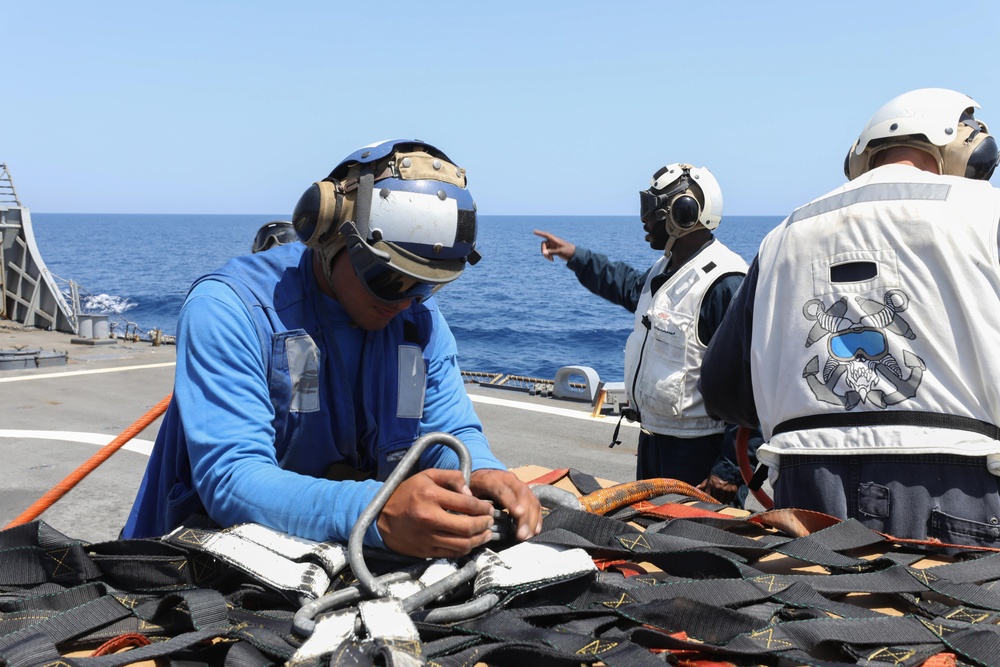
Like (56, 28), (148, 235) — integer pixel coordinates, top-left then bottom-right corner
(4, 470), (999, 666)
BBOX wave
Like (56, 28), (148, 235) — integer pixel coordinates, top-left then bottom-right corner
(81, 293), (137, 315)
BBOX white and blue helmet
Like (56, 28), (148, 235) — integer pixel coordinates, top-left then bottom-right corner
(293, 139), (480, 303)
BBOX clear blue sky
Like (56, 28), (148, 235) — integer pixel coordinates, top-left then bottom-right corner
(5, 1), (999, 216)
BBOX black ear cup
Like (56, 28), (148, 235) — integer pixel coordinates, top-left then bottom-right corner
(669, 194), (701, 228)
(966, 133), (999, 180)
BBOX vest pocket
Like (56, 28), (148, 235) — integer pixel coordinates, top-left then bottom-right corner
(274, 332), (320, 414)
(929, 508), (1000, 544)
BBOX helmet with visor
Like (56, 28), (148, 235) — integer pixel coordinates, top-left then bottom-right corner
(293, 139), (480, 304)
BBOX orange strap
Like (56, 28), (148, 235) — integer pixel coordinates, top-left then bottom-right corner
(578, 478), (719, 515)
(5, 394), (172, 528)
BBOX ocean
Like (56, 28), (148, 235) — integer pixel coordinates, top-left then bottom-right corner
(29, 213), (782, 381)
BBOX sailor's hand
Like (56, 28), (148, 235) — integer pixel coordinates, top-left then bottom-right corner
(377, 469), (495, 558)
(469, 469), (543, 542)
(533, 230), (576, 262)
(697, 474), (739, 505)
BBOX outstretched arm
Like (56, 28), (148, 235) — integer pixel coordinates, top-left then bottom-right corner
(534, 229), (576, 261)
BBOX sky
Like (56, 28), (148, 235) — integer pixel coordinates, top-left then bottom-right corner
(4, 1), (999, 217)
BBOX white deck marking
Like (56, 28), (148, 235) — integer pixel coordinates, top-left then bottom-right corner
(0, 362), (176, 382)
(468, 393), (640, 427)
(0, 430), (154, 456)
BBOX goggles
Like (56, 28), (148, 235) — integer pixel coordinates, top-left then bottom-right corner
(828, 329), (887, 362)
(638, 176), (693, 223)
(341, 221), (447, 304)
(252, 223), (299, 254)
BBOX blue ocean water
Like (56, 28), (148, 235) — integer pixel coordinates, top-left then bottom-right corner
(29, 213), (782, 381)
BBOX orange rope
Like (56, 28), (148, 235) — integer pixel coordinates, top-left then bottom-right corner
(5, 393), (172, 529)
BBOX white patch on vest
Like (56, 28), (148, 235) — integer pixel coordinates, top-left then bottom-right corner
(396, 345), (426, 419)
(286, 335), (320, 413)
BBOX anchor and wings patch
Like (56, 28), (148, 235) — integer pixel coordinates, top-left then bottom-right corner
(801, 288), (925, 410)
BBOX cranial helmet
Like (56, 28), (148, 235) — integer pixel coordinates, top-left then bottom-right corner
(844, 88), (999, 181)
(638, 163), (723, 251)
(293, 139), (480, 304)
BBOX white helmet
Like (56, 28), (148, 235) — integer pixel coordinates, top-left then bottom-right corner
(845, 88), (999, 180)
(639, 163), (723, 251)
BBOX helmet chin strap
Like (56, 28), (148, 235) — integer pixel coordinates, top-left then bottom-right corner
(662, 234), (677, 256)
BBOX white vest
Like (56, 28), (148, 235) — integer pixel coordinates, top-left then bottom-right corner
(624, 239), (748, 436)
(752, 165), (1000, 472)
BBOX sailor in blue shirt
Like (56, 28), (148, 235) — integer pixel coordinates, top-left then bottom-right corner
(124, 140), (542, 557)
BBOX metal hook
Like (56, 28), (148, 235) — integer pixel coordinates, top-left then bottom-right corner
(347, 432), (472, 598)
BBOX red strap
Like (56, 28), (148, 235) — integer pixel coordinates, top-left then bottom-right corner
(526, 467), (570, 486)
(632, 501), (733, 520)
(91, 633), (152, 657)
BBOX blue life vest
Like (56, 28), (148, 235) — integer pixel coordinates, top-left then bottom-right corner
(124, 244), (433, 537)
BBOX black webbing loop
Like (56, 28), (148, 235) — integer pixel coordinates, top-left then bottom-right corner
(608, 409), (639, 448)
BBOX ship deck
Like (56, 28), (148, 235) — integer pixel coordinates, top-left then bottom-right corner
(0, 321), (640, 543)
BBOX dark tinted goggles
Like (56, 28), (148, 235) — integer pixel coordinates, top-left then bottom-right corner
(638, 177), (691, 221)
(342, 223), (441, 304)
(252, 223), (299, 253)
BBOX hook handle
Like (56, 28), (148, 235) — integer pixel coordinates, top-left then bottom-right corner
(348, 432), (472, 597)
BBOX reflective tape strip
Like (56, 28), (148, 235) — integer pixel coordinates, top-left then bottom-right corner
(473, 542), (596, 595)
(359, 598), (419, 641)
(788, 182), (951, 225)
(168, 527), (330, 599)
(228, 523), (348, 578)
(289, 608), (357, 663)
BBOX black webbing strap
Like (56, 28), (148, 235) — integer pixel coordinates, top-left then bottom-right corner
(909, 550), (1000, 584)
(905, 565), (1000, 611)
(0, 522), (102, 587)
(0, 595), (132, 655)
(451, 609), (666, 667)
(0, 633), (61, 667)
(773, 409), (1000, 440)
(567, 468), (604, 496)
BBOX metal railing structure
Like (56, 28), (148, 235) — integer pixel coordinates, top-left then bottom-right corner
(0, 163), (78, 334)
